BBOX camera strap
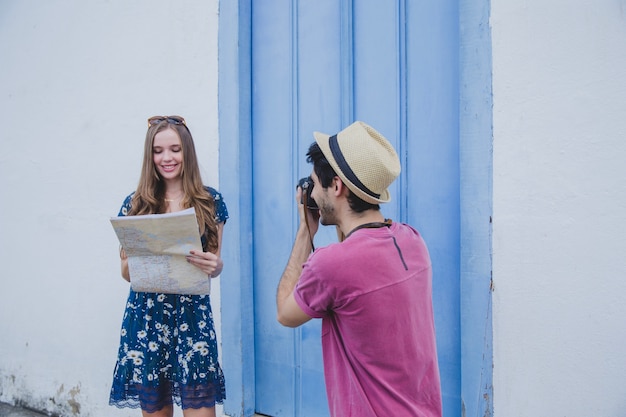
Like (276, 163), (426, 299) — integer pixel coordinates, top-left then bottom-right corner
(303, 192), (316, 251)
(345, 219), (393, 239)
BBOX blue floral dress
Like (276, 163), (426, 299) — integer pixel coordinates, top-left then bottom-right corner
(109, 187), (228, 412)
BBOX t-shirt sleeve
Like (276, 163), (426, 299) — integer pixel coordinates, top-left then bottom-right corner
(293, 251), (334, 319)
(207, 186), (229, 224)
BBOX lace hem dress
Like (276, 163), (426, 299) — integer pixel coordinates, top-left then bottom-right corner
(109, 187), (228, 411)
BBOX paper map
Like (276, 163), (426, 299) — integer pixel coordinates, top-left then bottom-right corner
(110, 207), (210, 295)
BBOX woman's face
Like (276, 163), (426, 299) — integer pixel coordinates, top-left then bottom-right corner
(153, 127), (183, 181)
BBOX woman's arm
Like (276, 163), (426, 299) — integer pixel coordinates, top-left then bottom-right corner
(120, 247), (130, 282)
(117, 194), (133, 282)
(213, 222), (224, 276)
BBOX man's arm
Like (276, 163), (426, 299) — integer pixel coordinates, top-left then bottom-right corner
(276, 223), (314, 328)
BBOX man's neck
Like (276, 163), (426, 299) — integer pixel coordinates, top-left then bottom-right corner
(339, 211), (386, 239)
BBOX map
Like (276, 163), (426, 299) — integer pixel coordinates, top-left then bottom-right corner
(110, 207), (211, 295)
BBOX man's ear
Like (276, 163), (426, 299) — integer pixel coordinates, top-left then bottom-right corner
(333, 176), (349, 197)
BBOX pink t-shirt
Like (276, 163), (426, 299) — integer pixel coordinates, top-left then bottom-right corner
(294, 222), (442, 417)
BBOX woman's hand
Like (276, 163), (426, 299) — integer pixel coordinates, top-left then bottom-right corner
(187, 250), (224, 278)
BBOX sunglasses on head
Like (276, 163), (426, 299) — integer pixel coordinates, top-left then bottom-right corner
(147, 115), (186, 127)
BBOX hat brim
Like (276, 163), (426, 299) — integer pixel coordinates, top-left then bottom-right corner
(314, 131), (391, 204)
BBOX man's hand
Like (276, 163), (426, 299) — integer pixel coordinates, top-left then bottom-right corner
(297, 185), (320, 239)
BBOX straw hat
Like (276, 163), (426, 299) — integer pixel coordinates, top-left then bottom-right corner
(313, 121), (401, 204)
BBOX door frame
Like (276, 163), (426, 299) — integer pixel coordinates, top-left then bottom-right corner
(218, 1), (255, 416)
(217, 1), (493, 416)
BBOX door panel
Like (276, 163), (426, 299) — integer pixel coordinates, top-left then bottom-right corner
(251, 4), (300, 417)
(251, 1), (460, 416)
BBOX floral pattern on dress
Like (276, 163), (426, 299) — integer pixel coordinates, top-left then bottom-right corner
(109, 187), (228, 411)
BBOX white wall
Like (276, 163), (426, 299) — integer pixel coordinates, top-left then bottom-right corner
(491, 1), (626, 416)
(0, 1), (221, 416)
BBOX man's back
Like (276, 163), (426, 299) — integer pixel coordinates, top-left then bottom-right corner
(295, 222), (443, 417)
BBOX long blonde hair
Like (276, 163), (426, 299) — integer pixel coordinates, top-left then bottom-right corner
(129, 121), (218, 253)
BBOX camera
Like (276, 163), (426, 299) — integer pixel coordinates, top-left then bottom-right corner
(297, 176), (318, 209)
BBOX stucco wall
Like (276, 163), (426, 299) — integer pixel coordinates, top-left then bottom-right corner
(0, 1), (221, 416)
(491, 1), (626, 416)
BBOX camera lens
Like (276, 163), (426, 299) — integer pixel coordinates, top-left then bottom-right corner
(298, 176), (318, 209)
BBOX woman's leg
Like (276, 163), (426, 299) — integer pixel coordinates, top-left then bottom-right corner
(137, 382), (174, 417)
(182, 406), (216, 417)
(141, 404), (174, 417)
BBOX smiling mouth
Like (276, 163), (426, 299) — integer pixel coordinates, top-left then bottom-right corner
(161, 164), (178, 172)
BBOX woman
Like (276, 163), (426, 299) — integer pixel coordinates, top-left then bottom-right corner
(109, 115), (228, 417)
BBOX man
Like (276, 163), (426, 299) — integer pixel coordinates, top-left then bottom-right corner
(276, 121), (443, 417)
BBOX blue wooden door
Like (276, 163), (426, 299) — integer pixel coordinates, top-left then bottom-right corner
(250, 1), (460, 416)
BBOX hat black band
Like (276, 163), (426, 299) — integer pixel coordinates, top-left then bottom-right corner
(329, 134), (380, 199)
